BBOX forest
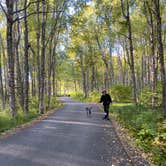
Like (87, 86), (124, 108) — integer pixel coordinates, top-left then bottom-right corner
(0, 0), (165, 164)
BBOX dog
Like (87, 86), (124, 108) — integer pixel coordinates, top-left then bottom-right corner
(86, 107), (92, 117)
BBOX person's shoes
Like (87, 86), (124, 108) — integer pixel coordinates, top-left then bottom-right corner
(106, 117), (110, 120)
(102, 117), (106, 120)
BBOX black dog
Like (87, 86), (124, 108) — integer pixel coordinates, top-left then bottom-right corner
(86, 107), (92, 117)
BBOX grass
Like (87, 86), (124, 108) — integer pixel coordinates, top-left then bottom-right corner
(0, 109), (39, 133)
(0, 96), (61, 134)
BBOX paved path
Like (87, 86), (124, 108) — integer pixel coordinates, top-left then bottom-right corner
(0, 97), (132, 166)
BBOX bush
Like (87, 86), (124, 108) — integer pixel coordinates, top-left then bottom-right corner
(70, 91), (85, 101)
(0, 111), (12, 132)
(138, 84), (162, 107)
(86, 90), (100, 102)
(50, 97), (59, 109)
(110, 85), (132, 103)
(29, 96), (38, 110)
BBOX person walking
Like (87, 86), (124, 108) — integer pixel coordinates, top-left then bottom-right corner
(100, 89), (112, 120)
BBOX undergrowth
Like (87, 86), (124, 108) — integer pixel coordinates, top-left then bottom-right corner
(0, 96), (60, 134)
(110, 104), (166, 165)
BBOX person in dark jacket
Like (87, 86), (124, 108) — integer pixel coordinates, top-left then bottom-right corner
(100, 89), (112, 120)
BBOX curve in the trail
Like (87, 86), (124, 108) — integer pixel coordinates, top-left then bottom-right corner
(0, 97), (132, 166)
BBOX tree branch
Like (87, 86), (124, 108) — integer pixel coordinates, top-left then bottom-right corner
(120, 0), (127, 19)
(0, 2), (8, 18)
(13, 0), (43, 14)
(13, 10), (63, 23)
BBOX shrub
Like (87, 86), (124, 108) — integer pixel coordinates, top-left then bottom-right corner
(138, 83), (162, 107)
(70, 91), (85, 101)
(86, 90), (100, 102)
(0, 111), (12, 132)
(110, 85), (132, 103)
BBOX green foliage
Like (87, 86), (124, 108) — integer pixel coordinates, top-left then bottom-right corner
(50, 97), (61, 109)
(138, 84), (162, 107)
(137, 128), (156, 142)
(71, 90), (100, 103)
(29, 96), (38, 110)
(86, 90), (100, 102)
(110, 85), (132, 103)
(70, 91), (85, 101)
(0, 111), (12, 132)
(153, 120), (166, 164)
(157, 120), (166, 142)
(110, 104), (166, 164)
(14, 110), (39, 126)
(0, 96), (59, 134)
(0, 109), (39, 133)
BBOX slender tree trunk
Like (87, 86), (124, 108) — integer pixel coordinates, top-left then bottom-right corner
(0, 34), (5, 109)
(147, 56), (151, 86)
(105, 11), (114, 87)
(79, 52), (87, 97)
(0, 35), (8, 105)
(23, 0), (29, 113)
(96, 34), (109, 90)
(91, 64), (95, 91)
(121, 0), (137, 104)
(14, 23), (24, 110)
(144, 0), (158, 92)
(47, 10), (61, 108)
(52, 55), (56, 97)
(28, 46), (37, 97)
(31, 67), (36, 97)
(36, 0), (41, 105)
(6, 0), (16, 117)
(39, 0), (46, 113)
(127, 9), (137, 104)
(108, 42), (114, 86)
(47, 38), (53, 109)
(141, 54), (144, 89)
(153, 0), (166, 114)
(0, 44), (5, 109)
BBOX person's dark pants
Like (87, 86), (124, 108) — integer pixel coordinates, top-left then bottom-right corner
(103, 105), (110, 119)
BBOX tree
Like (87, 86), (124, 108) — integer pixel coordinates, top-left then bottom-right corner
(152, 0), (166, 115)
(23, 0), (30, 113)
(120, 0), (137, 104)
(6, 0), (17, 117)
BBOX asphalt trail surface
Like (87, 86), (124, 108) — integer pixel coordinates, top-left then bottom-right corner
(0, 97), (132, 166)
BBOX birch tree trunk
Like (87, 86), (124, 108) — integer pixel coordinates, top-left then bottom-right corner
(39, 0), (46, 114)
(0, 34), (5, 109)
(47, 38), (53, 109)
(52, 49), (56, 97)
(14, 15), (24, 110)
(79, 52), (88, 97)
(0, 41), (5, 109)
(23, 0), (29, 113)
(36, 0), (41, 103)
(108, 42), (114, 86)
(0, 34), (8, 105)
(6, 0), (16, 117)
